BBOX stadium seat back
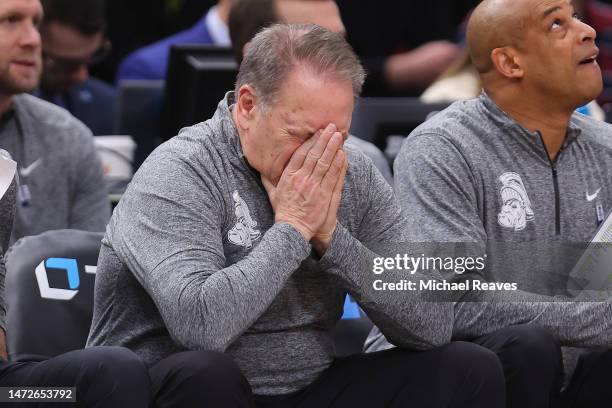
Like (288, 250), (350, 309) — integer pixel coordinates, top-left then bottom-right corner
(116, 80), (165, 170)
(350, 97), (448, 149)
(5, 230), (103, 361)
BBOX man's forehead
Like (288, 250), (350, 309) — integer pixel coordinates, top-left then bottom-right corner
(280, 103), (350, 136)
(0, 0), (43, 16)
(533, 0), (573, 19)
(272, 64), (354, 134)
(43, 22), (103, 56)
(282, 110), (317, 134)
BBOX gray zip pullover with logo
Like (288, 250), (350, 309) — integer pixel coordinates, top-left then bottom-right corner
(366, 92), (612, 376)
(0, 94), (110, 243)
(86, 93), (454, 395)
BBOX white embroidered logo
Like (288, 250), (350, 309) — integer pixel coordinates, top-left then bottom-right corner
(20, 158), (42, 177)
(497, 172), (535, 232)
(228, 190), (261, 248)
(586, 188), (602, 202)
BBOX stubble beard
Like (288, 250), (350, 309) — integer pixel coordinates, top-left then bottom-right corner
(0, 64), (40, 96)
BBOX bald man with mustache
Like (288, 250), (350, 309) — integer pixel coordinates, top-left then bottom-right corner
(369, 0), (612, 406)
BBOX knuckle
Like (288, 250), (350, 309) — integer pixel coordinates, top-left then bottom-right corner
(316, 159), (330, 170)
(306, 150), (321, 161)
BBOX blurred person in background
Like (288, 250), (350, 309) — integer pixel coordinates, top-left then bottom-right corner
(37, 0), (116, 135)
(337, 0), (478, 96)
(116, 0), (234, 82)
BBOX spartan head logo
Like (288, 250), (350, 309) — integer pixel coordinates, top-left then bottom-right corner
(497, 172), (534, 232)
(228, 190), (261, 248)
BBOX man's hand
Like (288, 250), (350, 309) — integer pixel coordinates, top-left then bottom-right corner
(262, 123), (346, 250)
(311, 148), (347, 255)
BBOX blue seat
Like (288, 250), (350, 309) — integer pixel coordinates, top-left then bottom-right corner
(333, 295), (373, 357)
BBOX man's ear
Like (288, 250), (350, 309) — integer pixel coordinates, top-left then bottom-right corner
(491, 47), (524, 79)
(235, 84), (258, 131)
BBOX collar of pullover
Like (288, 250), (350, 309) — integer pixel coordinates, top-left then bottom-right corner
(0, 103), (16, 127)
(479, 90), (581, 160)
(212, 91), (261, 178)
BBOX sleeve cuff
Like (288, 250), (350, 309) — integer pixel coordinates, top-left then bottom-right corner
(272, 222), (312, 260)
(317, 223), (353, 271)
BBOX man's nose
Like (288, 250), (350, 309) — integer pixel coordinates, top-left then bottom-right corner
(19, 21), (42, 49)
(578, 19), (597, 43)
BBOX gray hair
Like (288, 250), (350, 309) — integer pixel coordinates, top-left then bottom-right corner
(235, 23), (366, 108)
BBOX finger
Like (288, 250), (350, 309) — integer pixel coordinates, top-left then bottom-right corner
(310, 131), (344, 181)
(300, 123), (336, 175)
(333, 151), (348, 195)
(321, 149), (345, 192)
(320, 153), (347, 233)
(331, 152), (348, 202)
(284, 131), (321, 174)
(325, 153), (347, 224)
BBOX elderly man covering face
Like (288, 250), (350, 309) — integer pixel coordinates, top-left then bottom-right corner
(87, 24), (508, 408)
(369, 0), (612, 407)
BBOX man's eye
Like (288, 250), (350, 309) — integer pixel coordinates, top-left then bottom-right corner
(7, 14), (22, 24)
(572, 13), (582, 21)
(551, 18), (562, 29)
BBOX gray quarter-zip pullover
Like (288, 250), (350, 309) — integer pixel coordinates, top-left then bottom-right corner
(0, 94), (110, 243)
(87, 93), (453, 395)
(366, 92), (612, 377)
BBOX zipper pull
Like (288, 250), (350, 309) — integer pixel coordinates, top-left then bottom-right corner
(596, 202), (604, 224)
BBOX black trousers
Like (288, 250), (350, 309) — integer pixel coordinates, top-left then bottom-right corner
(0, 346), (151, 407)
(150, 342), (506, 408)
(472, 324), (564, 408)
(561, 348), (612, 408)
(473, 324), (612, 408)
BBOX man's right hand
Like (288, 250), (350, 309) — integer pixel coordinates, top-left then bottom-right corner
(262, 123), (346, 241)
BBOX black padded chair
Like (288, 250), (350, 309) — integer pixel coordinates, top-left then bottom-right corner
(349, 97), (449, 150)
(5, 230), (103, 361)
(115, 79), (165, 171)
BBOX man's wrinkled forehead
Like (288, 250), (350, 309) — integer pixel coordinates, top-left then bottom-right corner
(532, 0), (573, 22)
(0, 0), (44, 20)
(281, 108), (350, 140)
(492, 0), (573, 46)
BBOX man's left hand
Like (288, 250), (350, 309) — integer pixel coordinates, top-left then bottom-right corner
(311, 148), (348, 256)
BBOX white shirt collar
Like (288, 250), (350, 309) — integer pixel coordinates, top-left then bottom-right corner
(205, 6), (231, 46)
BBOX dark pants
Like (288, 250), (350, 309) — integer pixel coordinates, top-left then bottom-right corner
(472, 324), (564, 408)
(150, 342), (505, 408)
(0, 346), (151, 407)
(561, 348), (612, 408)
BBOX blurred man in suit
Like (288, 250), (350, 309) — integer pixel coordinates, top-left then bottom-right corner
(37, 0), (116, 135)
